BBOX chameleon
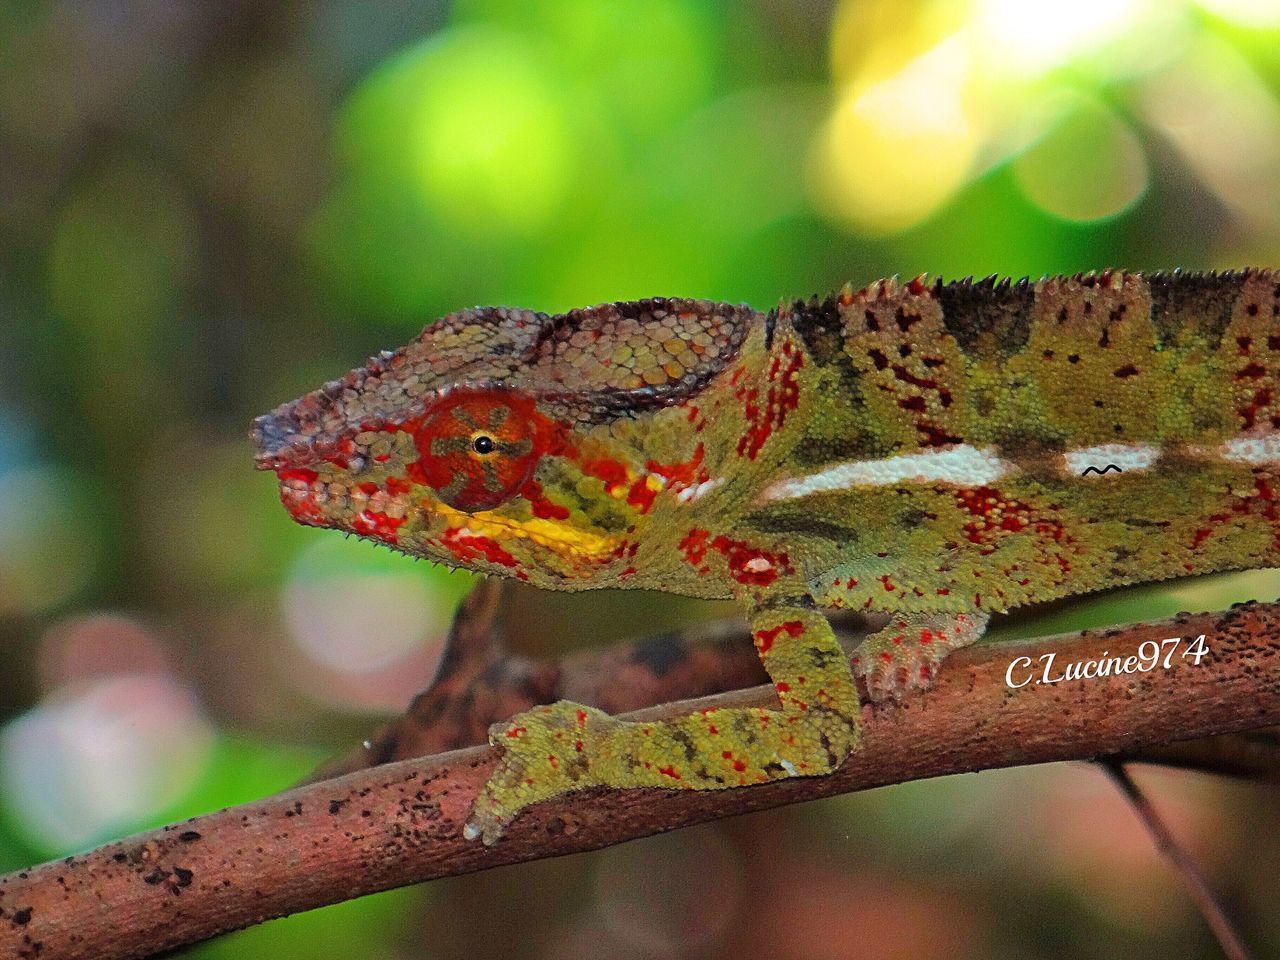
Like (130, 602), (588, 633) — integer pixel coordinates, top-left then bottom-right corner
(254, 268), (1280, 843)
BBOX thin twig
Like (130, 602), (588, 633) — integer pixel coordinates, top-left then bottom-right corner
(0, 601), (1277, 960)
(1101, 760), (1254, 960)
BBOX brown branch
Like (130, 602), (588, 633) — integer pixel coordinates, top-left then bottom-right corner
(312, 582), (1280, 784)
(1, 602), (1279, 960)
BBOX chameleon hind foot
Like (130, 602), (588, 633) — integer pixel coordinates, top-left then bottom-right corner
(852, 611), (989, 702)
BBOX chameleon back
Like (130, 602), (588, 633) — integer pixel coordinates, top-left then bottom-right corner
(753, 269), (1280, 616)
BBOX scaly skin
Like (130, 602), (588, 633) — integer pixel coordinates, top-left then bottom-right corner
(255, 269), (1280, 842)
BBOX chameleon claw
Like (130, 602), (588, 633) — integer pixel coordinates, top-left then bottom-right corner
(779, 758), (798, 776)
(462, 806), (507, 846)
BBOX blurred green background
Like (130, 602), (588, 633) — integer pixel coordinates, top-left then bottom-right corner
(2, 0), (1280, 957)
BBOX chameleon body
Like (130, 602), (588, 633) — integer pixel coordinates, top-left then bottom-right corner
(255, 268), (1280, 842)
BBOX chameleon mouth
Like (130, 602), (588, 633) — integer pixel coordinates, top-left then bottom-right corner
(277, 472), (412, 521)
(433, 502), (617, 559)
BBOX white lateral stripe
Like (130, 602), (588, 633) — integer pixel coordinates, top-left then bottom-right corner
(676, 477), (725, 504)
(1063, 443), (1159, 475)
(1221, 435), (1280, 464)
(761, 444), (1013, 500)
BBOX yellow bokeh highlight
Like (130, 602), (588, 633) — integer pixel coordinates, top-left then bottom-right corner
(974, 0), (1150, 76)
(815, 0), (1198, 234)
(812, 36), (979, 233)
(1198, 0), (1280, 27)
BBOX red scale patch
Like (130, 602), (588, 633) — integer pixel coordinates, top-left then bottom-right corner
(439, 527), (521, 570)
(950, 485), (1079, 603)
(736, 341), (804, 459)
(678, 528), (792, 586)
(753, 620), (805, 653)
(351, 510), (406, 543)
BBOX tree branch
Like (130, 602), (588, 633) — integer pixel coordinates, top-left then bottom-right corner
(312, 581), (1280, 784)
(2, 601), (1279, 960)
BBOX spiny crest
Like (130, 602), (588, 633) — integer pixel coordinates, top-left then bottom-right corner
(253, 298), (758, 471)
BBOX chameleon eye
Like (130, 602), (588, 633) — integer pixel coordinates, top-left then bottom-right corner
(409, 389), (544, 512)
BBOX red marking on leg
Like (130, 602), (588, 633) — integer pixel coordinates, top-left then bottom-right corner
(753, 620), (805, 653)
(658, 765), (681, 780)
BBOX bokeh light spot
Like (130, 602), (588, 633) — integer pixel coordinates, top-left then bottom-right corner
(282, 537), (471, 676)
(1, 673), (213, 852)
(1012, 99), (1148, 222)
(0, 466), (99, 617)
(975, 0), (1148, 76)
(812, 36), (978, 232)
(400, 27), (574, 236)
(37, 613), (173, 691)
(1138, 34), (1280, 234)
(590, 826), (742, 953)
(1198, 0), (1280, 27)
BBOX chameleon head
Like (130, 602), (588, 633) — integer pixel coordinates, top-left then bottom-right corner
(252, 299), (756, 589)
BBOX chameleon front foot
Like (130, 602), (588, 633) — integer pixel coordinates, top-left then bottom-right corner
(852, 611), (989, 702)
(465, 693), (860, 843)
(466, 604), (863, 843)
(465, 701), (622, 845)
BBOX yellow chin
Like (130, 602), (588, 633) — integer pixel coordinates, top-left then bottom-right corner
(434, 502), (617, 559)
